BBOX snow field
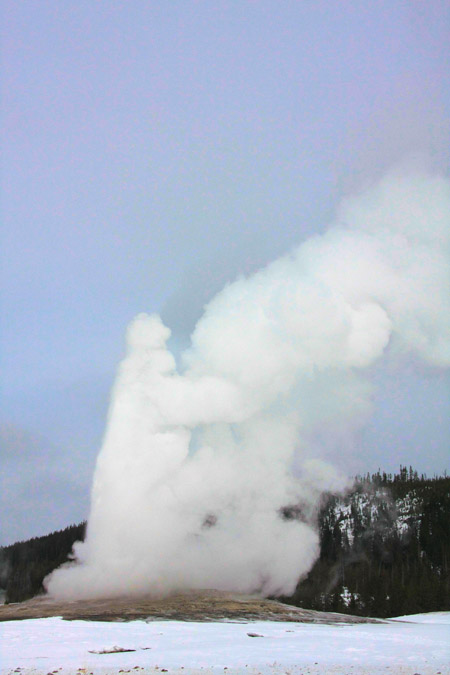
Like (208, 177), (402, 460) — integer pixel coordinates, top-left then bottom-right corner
(1, 614), (449, 675)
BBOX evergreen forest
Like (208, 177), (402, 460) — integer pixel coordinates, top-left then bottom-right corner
(284, 467), (449, 617)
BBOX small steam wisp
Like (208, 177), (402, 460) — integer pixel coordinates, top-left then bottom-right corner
(46, 168), (450, 599)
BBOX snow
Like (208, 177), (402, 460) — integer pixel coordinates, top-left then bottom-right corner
(1, 614), (449, 674)
(390, 611), (450, 624)
(332, 487), (425, 543)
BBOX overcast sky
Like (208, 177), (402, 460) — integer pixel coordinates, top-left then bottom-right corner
(1, 1), (449, 545)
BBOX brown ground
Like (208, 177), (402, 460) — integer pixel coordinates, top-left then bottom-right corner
(0, 590), (384, 624)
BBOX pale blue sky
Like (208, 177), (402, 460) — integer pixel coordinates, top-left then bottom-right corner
(1, 1), (449, 543)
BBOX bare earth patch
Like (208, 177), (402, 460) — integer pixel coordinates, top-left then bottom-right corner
(0, 590), (383, 624)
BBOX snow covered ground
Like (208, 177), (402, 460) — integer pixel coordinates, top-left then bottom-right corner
(390, 611), (450, 625)
(1, 613), (449, 675)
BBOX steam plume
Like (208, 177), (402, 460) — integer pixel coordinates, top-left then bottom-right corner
(46, 168), (450, 599)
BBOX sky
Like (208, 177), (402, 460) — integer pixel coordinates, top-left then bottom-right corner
(1, 1), (449, 545)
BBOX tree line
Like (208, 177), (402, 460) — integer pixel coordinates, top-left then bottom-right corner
(0, 522), (86, 603)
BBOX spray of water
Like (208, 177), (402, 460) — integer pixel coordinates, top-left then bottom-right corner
(46, 167), (450, 599)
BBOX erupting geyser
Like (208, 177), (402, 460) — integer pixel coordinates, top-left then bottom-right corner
(46, 168), (450, 600)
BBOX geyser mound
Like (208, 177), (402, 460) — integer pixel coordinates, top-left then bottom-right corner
(46, 168), (450, 600)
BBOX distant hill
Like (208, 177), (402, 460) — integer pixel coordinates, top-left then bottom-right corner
(284, 467), (450, 617)
(1, 467), (449, 618)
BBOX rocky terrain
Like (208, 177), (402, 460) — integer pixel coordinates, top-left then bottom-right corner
(0, 590), (383, 624)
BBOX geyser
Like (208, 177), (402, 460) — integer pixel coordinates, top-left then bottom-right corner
(46, 168), (450, 600)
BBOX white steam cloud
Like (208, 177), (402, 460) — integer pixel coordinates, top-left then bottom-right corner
(46, 168), (450, 600)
